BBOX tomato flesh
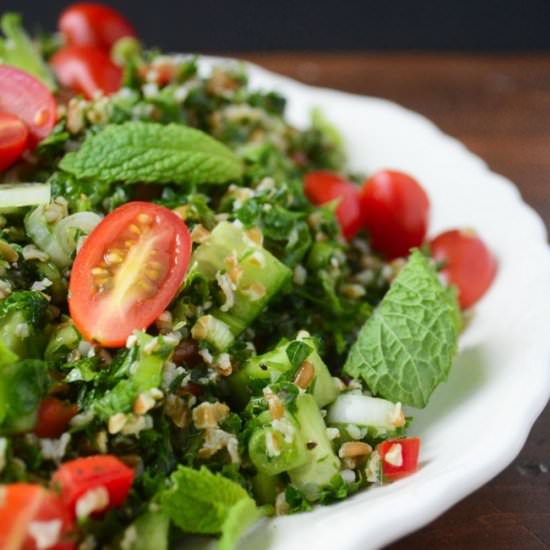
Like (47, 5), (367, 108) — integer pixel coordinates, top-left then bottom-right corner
(378, 437), (421, 480)
(430, 229), (497, 309)
(0, 112), (28, 171)
(360, 170), (430, 259)
(0, 65), (56, 147)
(53, 456), (134, 519)
(0, 484), (74, 550)
(59, 3), (137, 51)
(304, 171), (363, 240)
(34, 398), (78, 439)
(69, 202), (191, 347)
(51, 46), (123, 99)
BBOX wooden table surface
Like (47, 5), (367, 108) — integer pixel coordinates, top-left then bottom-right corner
(241, 53), (550, 549)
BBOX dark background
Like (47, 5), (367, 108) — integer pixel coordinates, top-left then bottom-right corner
(4, 0), (550, 52)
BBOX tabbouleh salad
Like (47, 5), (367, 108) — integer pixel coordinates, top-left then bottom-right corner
(0, 4), (496, 550)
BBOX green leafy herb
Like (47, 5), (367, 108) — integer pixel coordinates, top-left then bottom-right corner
(160, 466), (263, 550)
(0, 13), (56, 90)
(59, 121), (243, 186)
(217, 496), (263, 550)
(344, 250), (459, 408)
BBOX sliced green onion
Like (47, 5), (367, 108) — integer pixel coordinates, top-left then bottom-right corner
(54, 212), (103, 257)
(327, 393), (404, 431)
(25, 206), (66, 265)
(25, 207), (102, 267)
(0, 183), (51, 208)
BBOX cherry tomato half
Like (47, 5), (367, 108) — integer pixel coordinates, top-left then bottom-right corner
(53, 455), (134, 519)
(0, 112), (28, 172)
(59, 2), (136, 52)
(360, 170), (430, 259)
(430, 229), (496, 309)
(378, 437), (421, 480)
(69, 202), (192, 347)
(0, 484), (75, 550)
(34, 398), (79, 439)
(51, 46), (122, 99)
(0, 65), (56, 148)
(304, 171), (363, 239)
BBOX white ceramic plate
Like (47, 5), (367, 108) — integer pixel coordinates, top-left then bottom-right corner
(197, 58), (550, 549)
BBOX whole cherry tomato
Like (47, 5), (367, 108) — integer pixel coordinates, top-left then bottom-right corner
(0, 65), (56, 147)
(59, 2), (136, 52)
(0, 112), (28, 171)
(51, 46), (123, 99)
(360, 170), (430, 259)
(430, 229), (496, 309)
(304, 171), (363, 240)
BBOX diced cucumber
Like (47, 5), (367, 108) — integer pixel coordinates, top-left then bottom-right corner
(307, 344), (339, 407)
(0, 291), (49, 361)
(249, 414), (308, 476)
(190, 221), (291, 344)
(0, 183), (51, 208)
(190, 221), (249, 278)
(327, 393), (405, 434)
(288, 394), (341, 500)
(229, 336), (338, 408)
(191, 314), (235, 351)
(252, 472), (280, 505)
(94, 332), (176, 419)
(44, 321), (81, 363)
(0, 339), (18, 367)
(0, 360), (48, 434)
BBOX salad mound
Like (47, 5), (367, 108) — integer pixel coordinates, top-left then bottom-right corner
(0, 4), (496, 550)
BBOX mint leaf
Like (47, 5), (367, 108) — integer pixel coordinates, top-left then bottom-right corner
(0, 13), (56, 90)
(59, 122), (242, 186)
(159, 466), (261, 544)
(218, 497), (263, 550)
(344, 250), (459, 408)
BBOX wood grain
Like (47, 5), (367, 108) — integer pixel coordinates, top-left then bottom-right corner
(239, 53), (550, 549)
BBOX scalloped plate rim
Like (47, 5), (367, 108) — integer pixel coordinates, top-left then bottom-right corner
(191, 56), (550, 550)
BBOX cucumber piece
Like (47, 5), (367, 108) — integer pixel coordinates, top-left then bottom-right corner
(249, 414), (308, 476)
(191, 314), (235, 351)
(45, 321), (81, 363)
(0, 359), (48, 435)
(0, 183), (51, 208)
(306, 343), (339, 407)
(0, 291), (49, 361)
(252, 472), (280, 505)
(190, 221), (291, 343)
(288, 394), (341, 500)
(93, 332), (177, 420)
(0, 339), (18, 367)
(229, 336), (338, 408)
